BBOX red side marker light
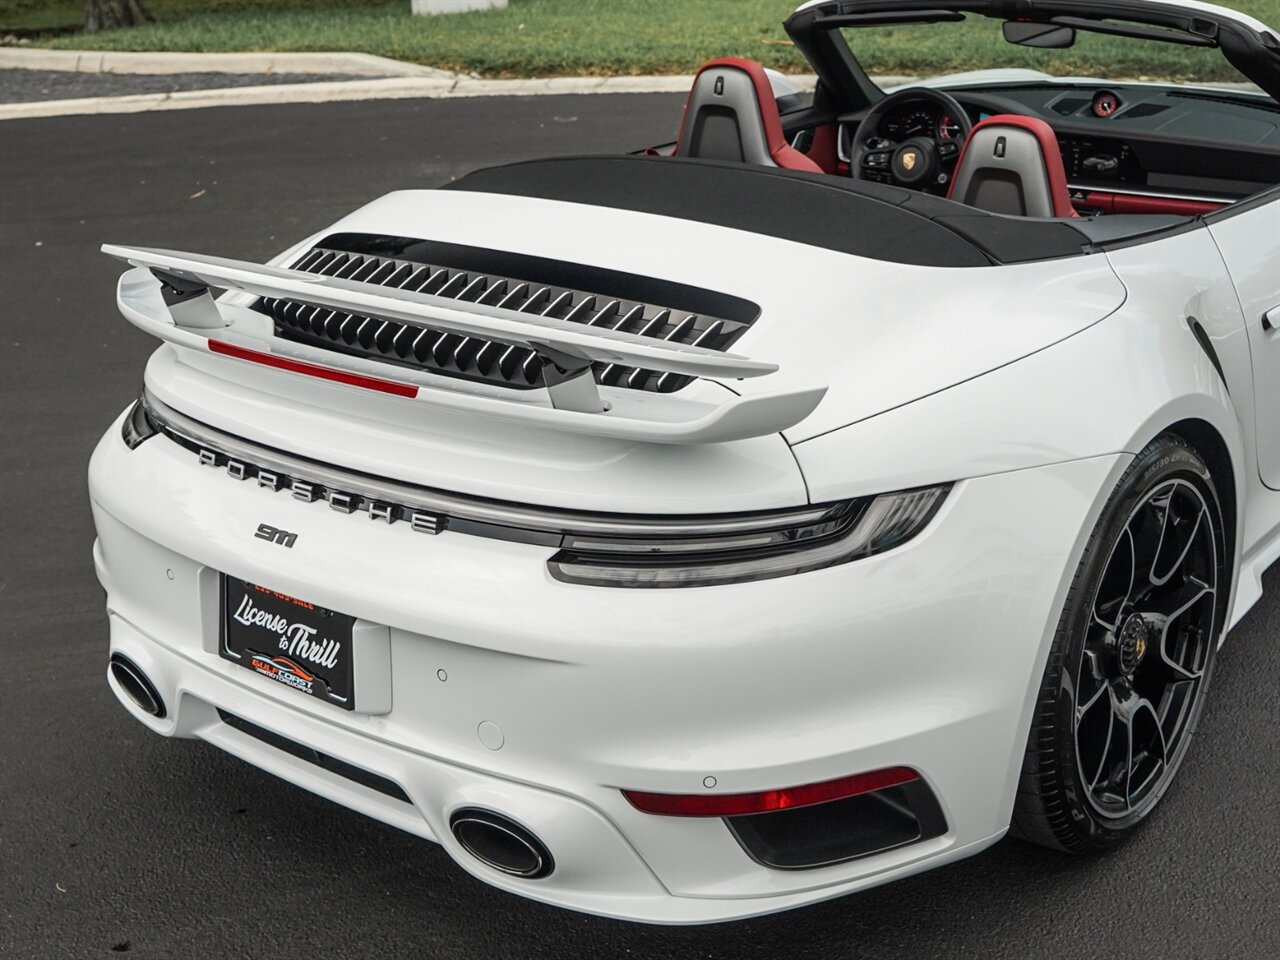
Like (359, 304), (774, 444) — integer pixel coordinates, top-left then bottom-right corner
(208, 340), (418, 399)
(622, 766), (920, 817)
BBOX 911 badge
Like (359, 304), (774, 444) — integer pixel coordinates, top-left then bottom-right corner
(253, 522), (296, 548)
(220, 577), (357, 709)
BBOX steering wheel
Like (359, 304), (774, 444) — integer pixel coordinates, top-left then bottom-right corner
(849, 87), (974, 192)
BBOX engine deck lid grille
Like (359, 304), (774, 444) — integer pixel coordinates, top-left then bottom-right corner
(258, 234), (760, 394)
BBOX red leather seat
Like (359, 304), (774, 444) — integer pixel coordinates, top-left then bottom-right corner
(947, 114), (1078, 218)
(675, 58), (822, 174)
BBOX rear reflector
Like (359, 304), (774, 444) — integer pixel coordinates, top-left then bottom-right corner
(622, 766), (920, 817)
(208, 339), (419, 398)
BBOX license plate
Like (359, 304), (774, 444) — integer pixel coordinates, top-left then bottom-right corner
(220, 576), (356, 710)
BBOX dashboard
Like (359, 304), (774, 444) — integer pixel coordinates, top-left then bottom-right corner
(838, 83), (1280, 211)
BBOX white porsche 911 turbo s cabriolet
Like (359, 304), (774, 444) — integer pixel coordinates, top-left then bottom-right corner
(89, 0), (1279, 923)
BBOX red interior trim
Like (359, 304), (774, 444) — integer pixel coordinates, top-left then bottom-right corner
(1111, 193), (1223, 216)
(208, 340), (419, 398)
(676, 58), (822, 174)
(948, 113), (1078, 218)
(1072, 190), (1117, 214)
(804, 121), (841, 175)
(1071, 190), (1223, 217)
(622, 766), (920, 817)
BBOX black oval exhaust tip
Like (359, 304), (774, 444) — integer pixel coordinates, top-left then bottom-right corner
(109, 653), (166, 719)
(449, 808), (554, 880)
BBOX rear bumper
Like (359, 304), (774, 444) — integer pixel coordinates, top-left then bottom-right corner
(89, 407), (1123, 922)
(103, 605), (1011, 923)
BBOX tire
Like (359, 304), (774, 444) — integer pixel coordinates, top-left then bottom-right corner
(1011, 434), (1229, 852)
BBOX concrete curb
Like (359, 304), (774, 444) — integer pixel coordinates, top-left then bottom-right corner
(0, 47), (455, 78)
(1, 73), (872, 121)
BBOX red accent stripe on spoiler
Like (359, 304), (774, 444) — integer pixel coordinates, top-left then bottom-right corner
(208, 340), (419, 398)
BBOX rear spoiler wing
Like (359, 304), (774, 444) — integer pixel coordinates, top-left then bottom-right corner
(102, 244), (826, 444)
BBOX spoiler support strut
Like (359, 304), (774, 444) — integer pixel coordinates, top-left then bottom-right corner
(533, 342), (605, 414)
(154, 270), (226, 330)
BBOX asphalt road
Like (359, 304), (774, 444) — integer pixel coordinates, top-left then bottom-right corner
(2, 95), (1278, 960)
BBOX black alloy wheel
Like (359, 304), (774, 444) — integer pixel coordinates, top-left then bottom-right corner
(1013, 435), (1228, 851)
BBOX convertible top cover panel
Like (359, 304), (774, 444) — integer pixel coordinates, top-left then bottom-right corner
(446, 155), (1096, 266)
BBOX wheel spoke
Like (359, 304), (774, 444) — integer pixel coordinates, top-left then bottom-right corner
(1126, 696), (1168, 802)
(1094, 527), (1136, 630)
(1128, 489), (1172, 597)
(1136, 696), (1168, 763)
(1087, 697), (1116, 792)
(1152, 505), (1203, 587)
(1122, 706), (1136, 807)
(1082, 647), (1106, 682)
(1154, 579), (1215, 680)
(1161, 657), (1198, 682)
(1076, 670), (1110, 721)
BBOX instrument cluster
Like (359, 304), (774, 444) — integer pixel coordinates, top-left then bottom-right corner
(880, 102), (965, 143)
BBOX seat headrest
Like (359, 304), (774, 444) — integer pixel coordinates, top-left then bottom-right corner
(675, 58), (821, 173)
(947, 114), (1077, 218)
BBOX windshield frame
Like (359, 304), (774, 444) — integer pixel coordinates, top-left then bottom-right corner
(785, 0), (1280, 111)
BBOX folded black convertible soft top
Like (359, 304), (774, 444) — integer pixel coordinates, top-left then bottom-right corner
(445, 154), (1113, 267)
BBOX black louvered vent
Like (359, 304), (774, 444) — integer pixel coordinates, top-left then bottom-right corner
(1050, 97), (1090, 116)
(257, 234), (759, 394)
(1117, 102), (1170, 119)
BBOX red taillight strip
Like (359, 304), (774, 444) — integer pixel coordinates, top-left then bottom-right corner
(622, 766), (920, 817)
(208, 340), (419, 399)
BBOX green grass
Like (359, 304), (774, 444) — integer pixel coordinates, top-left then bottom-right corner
(0, 0), (810, 75)
(2, 0), (1277, 80)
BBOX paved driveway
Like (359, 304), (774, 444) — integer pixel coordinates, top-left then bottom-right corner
(1, 94), (1276, 959)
